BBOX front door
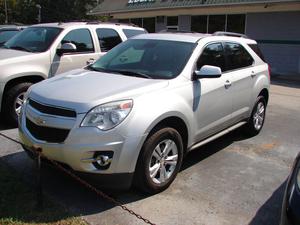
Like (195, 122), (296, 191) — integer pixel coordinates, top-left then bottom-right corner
(51, 28), (100, 76)
(193, 42), (233, 142)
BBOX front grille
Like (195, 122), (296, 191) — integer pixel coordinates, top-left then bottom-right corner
(28, 99), (76, 118)
(26, 118), (70, 143)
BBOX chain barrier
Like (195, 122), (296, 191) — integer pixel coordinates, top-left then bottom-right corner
(0, 132), (157, 225)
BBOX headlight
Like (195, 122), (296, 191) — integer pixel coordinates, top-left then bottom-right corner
(81, 100), (133, 131)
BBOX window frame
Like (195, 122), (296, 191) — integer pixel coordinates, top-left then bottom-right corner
(222, 41), (255, 73)
(195, 41), (227, 73)
(60, 28), (95, 55)
(96, 28), (123, 53)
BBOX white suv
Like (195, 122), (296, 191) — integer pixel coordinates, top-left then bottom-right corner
(19, 32), (270, 193)
(0, 22), (146, 125)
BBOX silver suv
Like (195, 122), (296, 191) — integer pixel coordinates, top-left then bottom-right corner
(0, 22), (146, 125)
(19, 32), (270, 193)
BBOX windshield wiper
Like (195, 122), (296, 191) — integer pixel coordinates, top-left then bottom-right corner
(86, 66), (152, 79)
(8, 45), (33, 52)
(109, 70), (151, 79)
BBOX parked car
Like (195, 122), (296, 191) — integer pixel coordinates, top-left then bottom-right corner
(281, 152), (300, 225)
(19, 32), (270, 193)
(0, 22), (146, 125)
(0, 25), (26, 47)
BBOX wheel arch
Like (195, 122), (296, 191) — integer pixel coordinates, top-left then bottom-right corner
(258, 88), (269, 105)
(1, 75), (45, 112)
(144, 116), (189, 155)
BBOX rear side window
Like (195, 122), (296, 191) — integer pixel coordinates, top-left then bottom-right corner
(62, 29), (94, 53)
(197, 43), (226, 72)
(122, 29), (147, 38)
(248, 44), (265, 61)
(224, 42), (254, 71)
(96, 28), (122, 52)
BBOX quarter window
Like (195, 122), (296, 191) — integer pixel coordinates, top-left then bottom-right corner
(61, 29), (94, 53)
(96, 28), (122, 52)
(197, 43), (226, 72)
(224, 43), (254, 71)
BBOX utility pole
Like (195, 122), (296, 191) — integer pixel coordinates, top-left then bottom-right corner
(36, 4), (41, 23)
(4, 0), (8, 24)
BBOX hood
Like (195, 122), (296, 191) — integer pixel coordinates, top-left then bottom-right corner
(29, 69), (169, 113)
(0, 48), (34, 65)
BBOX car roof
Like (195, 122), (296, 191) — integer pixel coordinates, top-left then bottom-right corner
(30, 22), (145, 30)
(133, 32), (257, 44)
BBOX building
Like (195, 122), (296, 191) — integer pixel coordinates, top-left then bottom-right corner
(89, 0), (300, 75)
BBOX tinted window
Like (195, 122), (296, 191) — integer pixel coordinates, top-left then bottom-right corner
(89, 39), (196, 79)
(0, 30), (19, 45)
(224, 43), (254, 71)
(96, 28), (122, 52)
(248, 44), (265, 61)
(62, 29), (94, 53)
(143, 17), (155, 33)
(123, 29), (146, 38)
(208, 15), (226, 33)
(4, 27), (61, 52)
(197, 43), (226, 72)
(227, 14), (246, 34)
(191, 16), (207, 33)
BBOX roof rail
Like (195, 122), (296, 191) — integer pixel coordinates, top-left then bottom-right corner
(159, 29), (196, 33)
(213, 31), (248, 38)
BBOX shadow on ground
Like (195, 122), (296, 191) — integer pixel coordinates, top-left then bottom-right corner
(248, 180), (286, 225)
(1, 127), (282, 224)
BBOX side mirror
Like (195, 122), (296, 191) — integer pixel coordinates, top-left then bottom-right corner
(56, 43), (77, 56)
(194, 65), (222, 79)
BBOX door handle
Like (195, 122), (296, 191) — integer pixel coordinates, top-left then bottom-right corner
(86, 58), (95, 65)
(251, 71), (256, 78)
(224, 80), (232, 89)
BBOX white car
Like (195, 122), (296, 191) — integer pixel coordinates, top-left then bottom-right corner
(0, 22), (146, 125)
(19, 32), (270, 193)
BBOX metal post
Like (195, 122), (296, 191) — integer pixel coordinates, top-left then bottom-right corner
(35, 147), (43, 210)
(36, 4), (41, 23)
(4, 0), (8, 24)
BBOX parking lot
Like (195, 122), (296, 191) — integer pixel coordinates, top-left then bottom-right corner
(0, 80), (300, 225)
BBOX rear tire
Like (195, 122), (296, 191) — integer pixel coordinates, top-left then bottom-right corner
(244, 96), (266, 136)
(134, 127), (183, 194)
(2, 82), (32, 127)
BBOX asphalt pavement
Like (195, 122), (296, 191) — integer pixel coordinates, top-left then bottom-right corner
(0, 80), (300, 225)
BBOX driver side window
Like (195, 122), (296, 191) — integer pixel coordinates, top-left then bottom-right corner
(61, 29), (94, 53)
(197, 43), (226, 72)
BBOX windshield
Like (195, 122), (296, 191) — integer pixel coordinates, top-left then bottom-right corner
(3, 27), (62, 53)
(89, 39), (196, 79)
(0, 30), (19, 46)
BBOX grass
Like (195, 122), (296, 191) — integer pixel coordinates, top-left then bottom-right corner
(0, 161), (87, 225)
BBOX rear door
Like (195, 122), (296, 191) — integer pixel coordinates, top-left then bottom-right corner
(223, 42), (255, 123)
(51, 28), (99, 75)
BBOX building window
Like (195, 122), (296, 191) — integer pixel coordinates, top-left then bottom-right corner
(226, 14), (246, 33)
(143, 17), (155, 33)
(208, 15), (226, 33)
(131, 18), (143, 28)
(191, 16), (207, 33)
(167, 16), (178, 30)
(191, 14), (246, 34)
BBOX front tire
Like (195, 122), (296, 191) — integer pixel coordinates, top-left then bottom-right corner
(3, 82), (32, 127)
(244, 96), (266, 136)
(134, 127), (183, 194)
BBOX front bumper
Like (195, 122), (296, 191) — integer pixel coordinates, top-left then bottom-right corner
(18, 104), (147, 177)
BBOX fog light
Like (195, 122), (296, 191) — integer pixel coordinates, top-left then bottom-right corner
(93, 151), (114, 170)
